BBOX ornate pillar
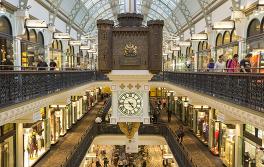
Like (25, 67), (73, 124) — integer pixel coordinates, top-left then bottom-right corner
(235, 123), (243, 167)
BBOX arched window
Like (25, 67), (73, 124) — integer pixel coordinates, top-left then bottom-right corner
(260, 17), (264, 33)
(223, 31), (231, 44)
(231, 30), (239, 42)
(202, 41), (208, 50)
(0, 16), (12, 35)
(58, 40), (63, 51)
(247, 19), (261, 37)
(198, 42), (203, 51)
(37, 32), (44, 46)
(29, 29), (37, 43)
(21, 29), (29, 41)
(216, 33), (223, 47)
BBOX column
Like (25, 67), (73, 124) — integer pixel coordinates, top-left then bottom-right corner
(208, 109), (214, 149)
(13, 37), (21, 70)
(110, 85), (118, 124)
(235, 123), (243, 167)
(16, 123), (23, 167)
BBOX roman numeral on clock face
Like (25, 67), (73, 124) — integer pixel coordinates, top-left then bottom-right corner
(118, 92), (142, 116)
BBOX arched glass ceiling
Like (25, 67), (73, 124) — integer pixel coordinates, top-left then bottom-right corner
(58, 0), (214, 36)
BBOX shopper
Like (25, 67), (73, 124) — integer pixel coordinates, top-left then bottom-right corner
(167, 107), (172, 123)
(240, 53), (252, 73)
(96, 160), (102, 167)
(207, 58), (215, 72)
(37, 58), (48, 71)
(142, 160), (147, 167)
(49, 59), (57, 71)
(177, 125), (184, 143)
(103, 157), (109, 167)
(214, 55), (226, 72)
(153, 107), (159, 123)
(227, 54), (240, 72)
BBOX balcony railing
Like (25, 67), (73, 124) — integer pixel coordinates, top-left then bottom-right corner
(63, 123), (196, 167)
(0, 70), (108, 108)
(152, 71), (264, 112)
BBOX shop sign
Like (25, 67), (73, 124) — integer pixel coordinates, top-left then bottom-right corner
(25, 19), (48, 28)
(88, 49), (97, 53)
(178, 41), (191, 46)
(80, 45), (90, 50)
(213, 21), (235, 30)
(171, 46), (181, 51)
(259, 0), (264, 5)
(53, 33), (71, 39)
(69, 40), (82, 46)
(191, 33), (208, 41)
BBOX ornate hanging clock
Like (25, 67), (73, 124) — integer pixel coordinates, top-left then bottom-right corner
(118, 92), (143, 116)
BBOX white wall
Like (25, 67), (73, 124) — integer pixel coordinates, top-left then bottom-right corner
(212, 0), (232, 23)
(27, 0), (49, 22)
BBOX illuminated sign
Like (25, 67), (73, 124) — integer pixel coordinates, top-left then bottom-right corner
(178, 41), (191, 46)
(80, 46), (90, 50)
(191, 33), (208, 41)
(69, 40), (81, 46)
(53, 33), (71, 39)
(213, 21), (235, 30)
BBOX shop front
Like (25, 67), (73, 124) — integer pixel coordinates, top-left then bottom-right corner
(242, 124), (264, 167)
(66, 45), (74, 68)
(23, 108), (49, 167)
(49, 105), (67, 144)
(186, 46), (194, 70)
(220, 124), (236, 167)
(215, 31), (239, 62)
(192, 106), (210, 145)
(0, 123), (15, 167)
(49, 40), (63, 69)
(197, 41), (211, 70)
(21, 29), (45, 68)
(247, 18), (264, 73)
(0, 16), (13, 66)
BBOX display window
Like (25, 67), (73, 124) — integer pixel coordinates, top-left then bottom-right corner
(197, 41), (211, 70)
(49, 106), (67, 142)
(185, 46), (194, 69)
(242, 124), (264, 167)
(194, 108), (209, 145)
(65, 104), (73, 130)
(66, 45), (74, 68)
(246, 18), (264, 73)
(21, 29), (45, 68)
(210, 119), (221, 155)
(0, 123), (15, 167)
(23, 121), (47, 167)
(215, 31), (239, 62)
(0, 16), (13, 65)
(220, 124), (235, 167)
(49, 40), (63, 69)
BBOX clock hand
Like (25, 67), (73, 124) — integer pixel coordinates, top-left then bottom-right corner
(128, 101), (134, 109)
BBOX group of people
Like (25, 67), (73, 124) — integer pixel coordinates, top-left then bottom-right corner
(0, 55), (57, 71)
(207, 53), (253, 73)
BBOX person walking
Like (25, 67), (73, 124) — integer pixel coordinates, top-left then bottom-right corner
(240, 53), (252, 73)
(167, 107), (172, 123)
(207, 58), (215, 72)
(214, 55), (226, 72)
(103, 157), (109, 167)
(177, 125), (185, 143)
(49, 59), (57, 70)
(227, 54), (240, 72)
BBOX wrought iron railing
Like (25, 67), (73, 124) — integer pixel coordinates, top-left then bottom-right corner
(0, 71), (108, 108)
(62, 123), (196, 167)
(152, 72), (264, 112)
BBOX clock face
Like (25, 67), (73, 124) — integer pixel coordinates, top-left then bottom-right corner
(118, 92), (142, 116)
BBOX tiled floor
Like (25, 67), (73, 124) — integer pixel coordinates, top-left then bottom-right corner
(34, 102), (104, 167)
(159, 112), (224, 167)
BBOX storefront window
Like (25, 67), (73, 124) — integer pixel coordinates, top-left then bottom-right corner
(197, 41), (211, 70)
(50, 40), (63, 69)
(21, 29), (44, 68)
(195, 108), (209, 145)
(0, 124), (15, 167)
(220, 124), (235, 167)
(215, 32), (238, 61)
(66, 45), (74, 68)
(247, 18), (264, 73)
(0, 16), (13, 64)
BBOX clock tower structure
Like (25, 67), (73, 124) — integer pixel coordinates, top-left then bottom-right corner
(97, 13), (164, 125)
